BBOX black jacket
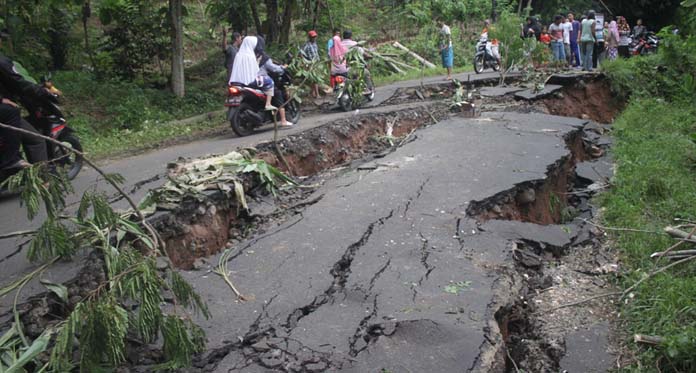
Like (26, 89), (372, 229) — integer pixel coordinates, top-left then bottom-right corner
(0, 52), (43, 103)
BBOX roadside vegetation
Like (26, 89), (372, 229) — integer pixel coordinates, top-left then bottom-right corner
(600, 3), (696, 370)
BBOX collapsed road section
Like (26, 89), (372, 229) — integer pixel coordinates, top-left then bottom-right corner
(0, 73), (622, 372)
(180, 111), (613, 372)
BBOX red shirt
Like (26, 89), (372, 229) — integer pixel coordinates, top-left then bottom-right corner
(540, 33), (551, 44)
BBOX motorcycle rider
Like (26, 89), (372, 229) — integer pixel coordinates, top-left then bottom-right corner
(254, 36), (293, 127)
(0, 30), (49, 171)
(340, 30), (373, 92)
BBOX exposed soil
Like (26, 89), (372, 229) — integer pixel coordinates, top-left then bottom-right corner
(542, 79), (624, 124)
(256, 104), (449, 176)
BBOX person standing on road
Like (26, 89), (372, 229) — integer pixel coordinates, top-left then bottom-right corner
(562, 16), (573, 66)
(593, 17), (605, 68)
(568, 13), (581, 67)
(222, 29), (242, 83)
(438, 20), (453, 80)
(548, 16), (566, 64)
(579, 11), (597, 71)
(606, 17), (619, 60)
(301, 30), (321, 98)
(617, 16), (631, 58)
(633, 19), (647, 39)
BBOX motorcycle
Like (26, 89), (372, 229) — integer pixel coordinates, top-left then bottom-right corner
(332, 67), (375, 112)
(0, 78), (83, 191)
(226, 68), (300, 137)
(473, 37), (501, 74)
(631, 32), (659, 56)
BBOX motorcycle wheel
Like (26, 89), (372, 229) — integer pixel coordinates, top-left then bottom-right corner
(365, 75), (376, 102)
(339, 92), (352, 112)
(53, 133), (83, 180)
(286, 100), (301, 124)
(231, 103), (256, 137)
(492, 60), (501, 72)
(473, 55), (484, 74)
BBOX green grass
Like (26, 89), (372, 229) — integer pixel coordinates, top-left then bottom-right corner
(373, 66), (474, 86)
(52, 67), (225, 159)
(599, 97), (696, 371)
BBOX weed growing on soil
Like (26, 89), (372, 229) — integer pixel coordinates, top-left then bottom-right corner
(600, 98), (696, 371)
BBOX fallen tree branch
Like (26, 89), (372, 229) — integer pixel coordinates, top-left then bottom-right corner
(213, 248), (247, 301)
(634, 334), (664, 346)
(0, 229), (37, 240)
(664, 226), (696, 243)
(650, 249), (696, 259)
(392, 42), (436, 68)
(0, 121), (162, 253)
(578, 218), (662, 234)
(622, 254), (696, 299)
(548, 291), (622, 311)
(654, 224), (696, 265)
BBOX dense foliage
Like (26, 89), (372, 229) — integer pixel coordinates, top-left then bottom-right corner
(600, 2), (696, 370)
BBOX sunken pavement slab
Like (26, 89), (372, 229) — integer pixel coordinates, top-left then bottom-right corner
(185, 112), (590, 372)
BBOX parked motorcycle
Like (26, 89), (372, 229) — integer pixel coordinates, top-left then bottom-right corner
(473, 37), (501, 74)
(226, 69), (300, 137)
(332, 68), (375, 112)
(631, 32), (659, 56)
(0, 79), (83, 191)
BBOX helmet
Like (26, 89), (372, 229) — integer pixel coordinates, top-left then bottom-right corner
(308, 30), (318, 38)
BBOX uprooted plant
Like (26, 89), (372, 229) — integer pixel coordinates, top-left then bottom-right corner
(0, 165), (209, 371)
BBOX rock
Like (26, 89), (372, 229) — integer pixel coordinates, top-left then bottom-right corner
(581, 114), (590, 120)
(259, 350), (283, 368)
(491, 204), (503, 215)
(251, 338), (271, 352)
(69, 295), (82, 305)
(306, 362), (328, 372)
(155, 257), (171, 270)
(516, 188), (536, 204)
(192, 258), (206, 270)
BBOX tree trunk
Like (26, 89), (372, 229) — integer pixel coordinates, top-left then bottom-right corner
(82, 1), (95, 67)
(265, 0), (280, 44)
(249, 0), (262, 34)
(280, 0), (294, 45)
(517, 0), (523, 15)
(170, 0), (185, 97)
(312, 0), (320, 29)
(491, 0), (497, 22)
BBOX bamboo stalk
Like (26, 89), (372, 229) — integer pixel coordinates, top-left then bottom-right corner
(392, 42), (436, 68)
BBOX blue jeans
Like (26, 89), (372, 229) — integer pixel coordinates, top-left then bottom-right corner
(551, 41), (566, 62)
(569, 40), (580, 66)
(581, 41), (594, 71)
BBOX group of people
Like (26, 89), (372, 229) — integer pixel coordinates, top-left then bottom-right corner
(530, 12), (648, 71)
(222, 31), (294, 127)
(223, 28), (367, 103)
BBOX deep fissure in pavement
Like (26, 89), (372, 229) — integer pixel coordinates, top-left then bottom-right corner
(466, 128), (590, 225)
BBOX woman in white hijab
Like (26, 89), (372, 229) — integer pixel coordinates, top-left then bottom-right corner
(229, 36), (259, 85)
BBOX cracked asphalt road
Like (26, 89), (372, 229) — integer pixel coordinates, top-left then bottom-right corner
(0, 72), (503, 315)
(183, 112), (589, 372)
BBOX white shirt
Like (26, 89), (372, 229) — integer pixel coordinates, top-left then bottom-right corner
(441, 25), (452, 48)
(562, 21), (572, 44)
